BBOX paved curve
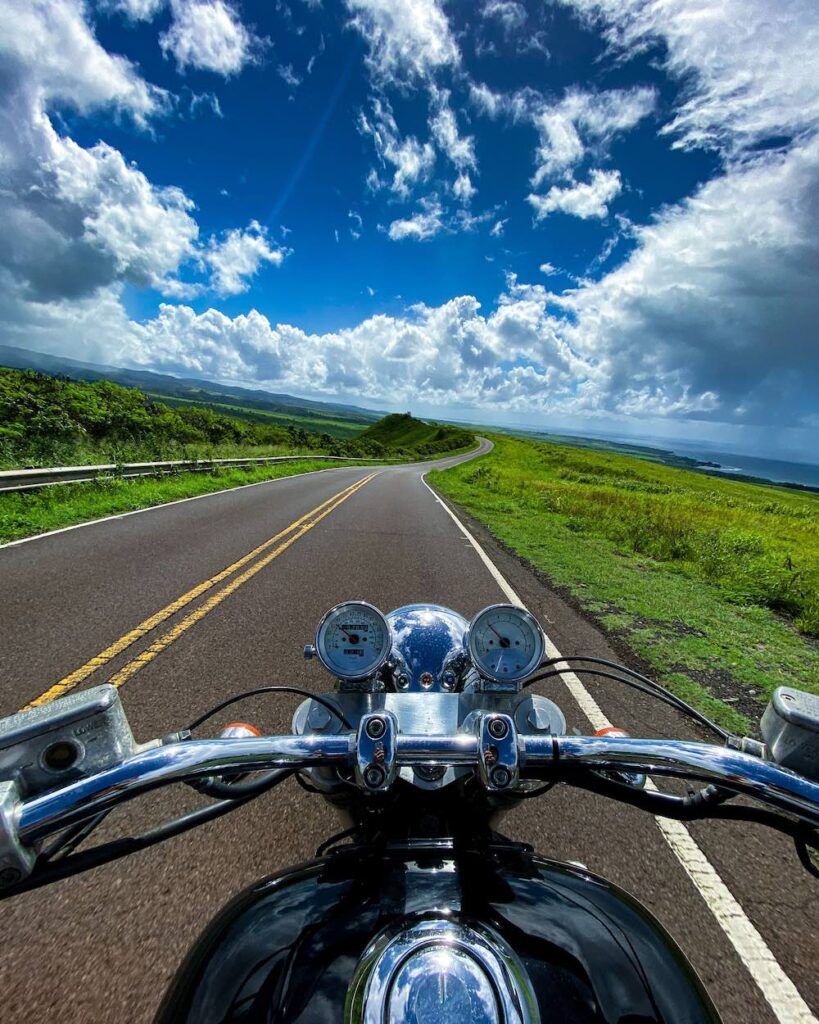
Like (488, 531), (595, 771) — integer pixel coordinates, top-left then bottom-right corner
(0, 442), (815, 1023)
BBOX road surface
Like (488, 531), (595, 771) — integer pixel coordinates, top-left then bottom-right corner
(0, 441), (816, 1023)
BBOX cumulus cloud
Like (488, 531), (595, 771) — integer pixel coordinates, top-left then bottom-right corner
(528, 169), (622, 220)
(160, 0), (266, 76)
(345, 0), (460, 89)
(358, 98), (435, 197)
(0, 1), (197, 303)
(0, 0), (167, 125)
(203, 222), (287, 296)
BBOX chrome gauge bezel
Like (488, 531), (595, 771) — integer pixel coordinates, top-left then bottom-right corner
(315, 601), (392, 681)
(466, 604), (545, 684)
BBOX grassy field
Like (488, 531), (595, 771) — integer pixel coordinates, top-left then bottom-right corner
(0, 459), (370, 545)
(359, 413), (474, 456)
(148, 393), (367, 439)
(430, 435), (819, 733)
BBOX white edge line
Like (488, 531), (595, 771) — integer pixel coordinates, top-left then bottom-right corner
(420, 474), (816, 1024)
(0, 462), (374, 552)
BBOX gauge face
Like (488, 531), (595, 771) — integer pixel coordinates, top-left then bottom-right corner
(315, 601), (392, 680)
(467, 604), (545, 684)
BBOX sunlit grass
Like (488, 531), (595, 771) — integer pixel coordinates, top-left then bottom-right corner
(0, 459), (366, 544)
(431, 436), (819, 732)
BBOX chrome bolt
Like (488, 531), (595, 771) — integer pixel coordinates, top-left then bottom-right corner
(491, 766), (512, 789)
(363, 764), (385, 789)
(488, 718), (508, 740)
(527, 706), (552, 732)
(366, 717), (386, 739)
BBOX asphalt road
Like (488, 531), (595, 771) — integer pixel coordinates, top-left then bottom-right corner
(0, 441), (816, 1023)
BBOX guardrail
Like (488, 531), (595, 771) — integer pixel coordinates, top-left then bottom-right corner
(0, 455), (385, 495)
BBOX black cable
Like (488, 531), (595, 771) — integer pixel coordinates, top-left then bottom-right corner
(40, 809), (112, 863)
(186, 686), (353, 732)
(523, 662), (729, 741)
(533, 655), (730, 740)
(294, 772), (322, 795)
(192, 768), (290, 800)
(1, 771), (295, 900)
(315, 826), (359, 857)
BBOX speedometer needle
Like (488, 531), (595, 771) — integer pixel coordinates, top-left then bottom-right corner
(489, 625), (511, 649)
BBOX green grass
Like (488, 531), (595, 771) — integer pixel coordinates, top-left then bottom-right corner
(430, 435), (819, 733)
(0, 459), (370, 545)
(148, 393), (368, 439)
(359, 413), (474, 455)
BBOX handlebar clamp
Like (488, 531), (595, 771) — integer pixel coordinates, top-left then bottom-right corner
(477, 714), (519, 792)
(355, 713), (397, 793)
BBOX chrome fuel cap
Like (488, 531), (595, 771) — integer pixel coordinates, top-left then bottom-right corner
(345, 918), (540, 1024)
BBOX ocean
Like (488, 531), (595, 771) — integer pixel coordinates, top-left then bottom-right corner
(663, 441), (819, 489)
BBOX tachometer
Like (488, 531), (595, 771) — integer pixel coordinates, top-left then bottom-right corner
(315, 601), (392, 680)
(467, 604), (545, 684)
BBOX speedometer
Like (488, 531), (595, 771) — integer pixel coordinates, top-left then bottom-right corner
(315, 601), (392, 680)
(467, 604), (545, 684)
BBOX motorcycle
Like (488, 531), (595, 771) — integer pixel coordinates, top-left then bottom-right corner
(0, 600), (817, 1023)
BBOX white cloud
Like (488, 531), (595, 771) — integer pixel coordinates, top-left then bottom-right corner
(468, 79), (655, 186)
(160, 0), (266, 76)
(0, 1), (199, 303)
(556, 138), (819, 424)
(560, 0), (819, 158)
(481, 1), (526, 33)
(489, 218), (508, 237)
(358, 98), (435, 198)
(528, 169), (622, 220)
(345, 0), (460, 88)
(387, 197), (445, 241)
(348, 209), (363, 239)
(203, 222), (287, 296)
(528, 87), (655, 185)
(452, 172), (476, 203)
(106, 0), (167, 20)
(429, 87), (477, 172)
(539, 262), (557, 275)
(277, 63), (302, 89)
(0, 0), (167, 125)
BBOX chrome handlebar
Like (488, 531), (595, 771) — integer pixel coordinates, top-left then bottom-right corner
(16, 713), (819, 847)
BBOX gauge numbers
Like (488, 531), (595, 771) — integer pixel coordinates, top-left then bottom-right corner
(315, 601), (392, 680)
(467, 605), (544, 684)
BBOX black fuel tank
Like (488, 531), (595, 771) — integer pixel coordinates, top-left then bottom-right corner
(157, 841), (720, 1023)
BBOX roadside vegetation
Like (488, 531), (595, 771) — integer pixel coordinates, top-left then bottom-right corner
(0, 369), (475, 542)
(0, 459), (367, 545)
(357, 413), (474, 458)
(431, 435), (819, 733)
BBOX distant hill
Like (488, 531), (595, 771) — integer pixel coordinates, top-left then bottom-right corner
(0, 345), (383, 428)
(359, 413), (474, 455)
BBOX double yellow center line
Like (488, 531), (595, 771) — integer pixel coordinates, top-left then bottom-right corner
(23, 473), (377, 711)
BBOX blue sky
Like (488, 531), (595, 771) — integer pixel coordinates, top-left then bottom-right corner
(1, 1), (817, 458)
